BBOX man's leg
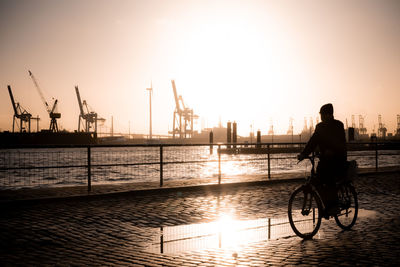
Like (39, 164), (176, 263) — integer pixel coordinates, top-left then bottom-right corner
(316, 163), (330, 207)
(317, 162), (339, 215)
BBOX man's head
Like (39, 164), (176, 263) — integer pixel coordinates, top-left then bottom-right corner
(320, 103), (334, 122)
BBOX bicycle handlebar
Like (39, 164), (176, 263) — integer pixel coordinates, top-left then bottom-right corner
(297, 154), (319, 165)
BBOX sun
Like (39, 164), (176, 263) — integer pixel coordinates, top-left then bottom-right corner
(169, 19), (296, 132)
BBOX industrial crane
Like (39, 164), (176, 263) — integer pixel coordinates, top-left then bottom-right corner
(287, 117), (294, 142)
(28, 70), (61, 132)
(287, 118), (293, 135)
(351, 115), (356, 128)
(397, 115), (400, 137)
(75, 86), (105, 134)
(268, 121), (274, 135)
(170, 80), (198, 138)
(358, 115), (367, 135)
(377, 114), (387, 139)
(7, 85), (39, 132)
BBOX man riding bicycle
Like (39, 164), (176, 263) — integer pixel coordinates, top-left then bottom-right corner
(297, 103), (347, 216)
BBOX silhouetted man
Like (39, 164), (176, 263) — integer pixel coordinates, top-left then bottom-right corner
(298, 103), (347, 215)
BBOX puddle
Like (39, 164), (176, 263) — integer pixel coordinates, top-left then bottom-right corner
(145, 214), (318, 254)
(145, 209), (377, 254)
(357, 209), (379, 218)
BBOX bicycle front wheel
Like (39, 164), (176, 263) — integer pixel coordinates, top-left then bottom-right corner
(334, 184), (358, 230)
(288, 185), (322, 239)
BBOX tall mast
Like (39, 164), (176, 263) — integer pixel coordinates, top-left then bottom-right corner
(146, 81), (153, 139)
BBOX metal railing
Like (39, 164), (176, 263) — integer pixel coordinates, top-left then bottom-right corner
(0, 142), (399, 191)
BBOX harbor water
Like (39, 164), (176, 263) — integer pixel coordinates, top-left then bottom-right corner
(0, 146), (399, 189)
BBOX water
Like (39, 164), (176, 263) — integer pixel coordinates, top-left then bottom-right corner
(145, 209), (379, 254)
(0, 146), (399, 189)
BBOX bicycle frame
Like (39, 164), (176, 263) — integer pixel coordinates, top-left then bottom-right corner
(302, 155), (327, 212)
(303, 155), (356, 217)
(289, 154), (359, 238)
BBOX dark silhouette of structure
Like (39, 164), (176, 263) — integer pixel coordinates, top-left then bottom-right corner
(170, 80), (198, 138)
(358, 115), (367, 137)
(29, 70), (60, 132)
(7, 85), (40, 132)
(377, 115), (387, 139)
(75, 86), (105, 134)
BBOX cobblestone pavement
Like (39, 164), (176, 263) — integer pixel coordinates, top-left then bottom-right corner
(1, 172), (399, 266)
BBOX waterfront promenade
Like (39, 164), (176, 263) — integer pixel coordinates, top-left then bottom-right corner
(1, 171), (399, 266)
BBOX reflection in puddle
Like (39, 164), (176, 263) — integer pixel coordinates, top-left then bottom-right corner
(357, 209), (378, 218)
(145, 209), (376, 254)
(146, 214), (317, 254)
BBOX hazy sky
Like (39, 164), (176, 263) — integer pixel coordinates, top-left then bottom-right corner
(1, 0), (399, 136)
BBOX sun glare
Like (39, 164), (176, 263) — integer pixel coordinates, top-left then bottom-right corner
(166, 9), (304, 134)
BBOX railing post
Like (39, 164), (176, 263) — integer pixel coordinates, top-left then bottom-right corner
(267, 144), (271, 180)
(218, 144), (221, 184)
(87, 146), (91, 192)
(160, 226), (164, 254)
(268, 218), (271, 240)
(375, 141), (378, 172)
(160, 145), (163, 187)
(209, 131), (213, 155)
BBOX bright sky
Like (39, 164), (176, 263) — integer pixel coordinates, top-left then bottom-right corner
(1, 0), (399, 136)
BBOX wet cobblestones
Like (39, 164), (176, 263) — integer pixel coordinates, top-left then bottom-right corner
(1, 172), (399, 266)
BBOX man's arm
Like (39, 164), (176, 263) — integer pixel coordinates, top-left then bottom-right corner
(298, 125), (320, 160)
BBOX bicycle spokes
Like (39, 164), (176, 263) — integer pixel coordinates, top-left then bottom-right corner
(334, 185), (358, 230)
(301, 191), (312, 215)
(288, 187), (322, 239)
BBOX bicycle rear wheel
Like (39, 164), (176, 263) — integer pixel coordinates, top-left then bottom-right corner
(288, 185), (322, 239)
(334, 184), (358, 230)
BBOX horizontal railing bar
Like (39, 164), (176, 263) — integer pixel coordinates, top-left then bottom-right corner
(348, 152), (378, 155)
(92, 162), (158, 167)
(270, 157), (297, 160)
(219, 157), (269, 162)
(2, 152), (398, 171)
(219, 156), (297, 162)
(0, 162), (160, 171)
(0, 165), (88, 171)
(0, 142), (304, 149)
(349, 154), (395, 157)
(0, 159), (222, 171)
(162, 160), (219, 165)
(1, 141), (398, 150)
(90, 160), (219, 168)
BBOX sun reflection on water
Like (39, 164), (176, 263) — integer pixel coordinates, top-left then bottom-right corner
(146, 212), (298, 255)
(145, 209), (378, 254)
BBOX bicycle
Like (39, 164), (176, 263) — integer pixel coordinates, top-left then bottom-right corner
(288, 154), (359, 239)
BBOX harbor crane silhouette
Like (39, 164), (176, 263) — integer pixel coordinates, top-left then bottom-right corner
(29, 70), (60, 132)
(170, 80), (198, 139)
(75, 85), (105, 134)
(7, 85), (39, 132)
